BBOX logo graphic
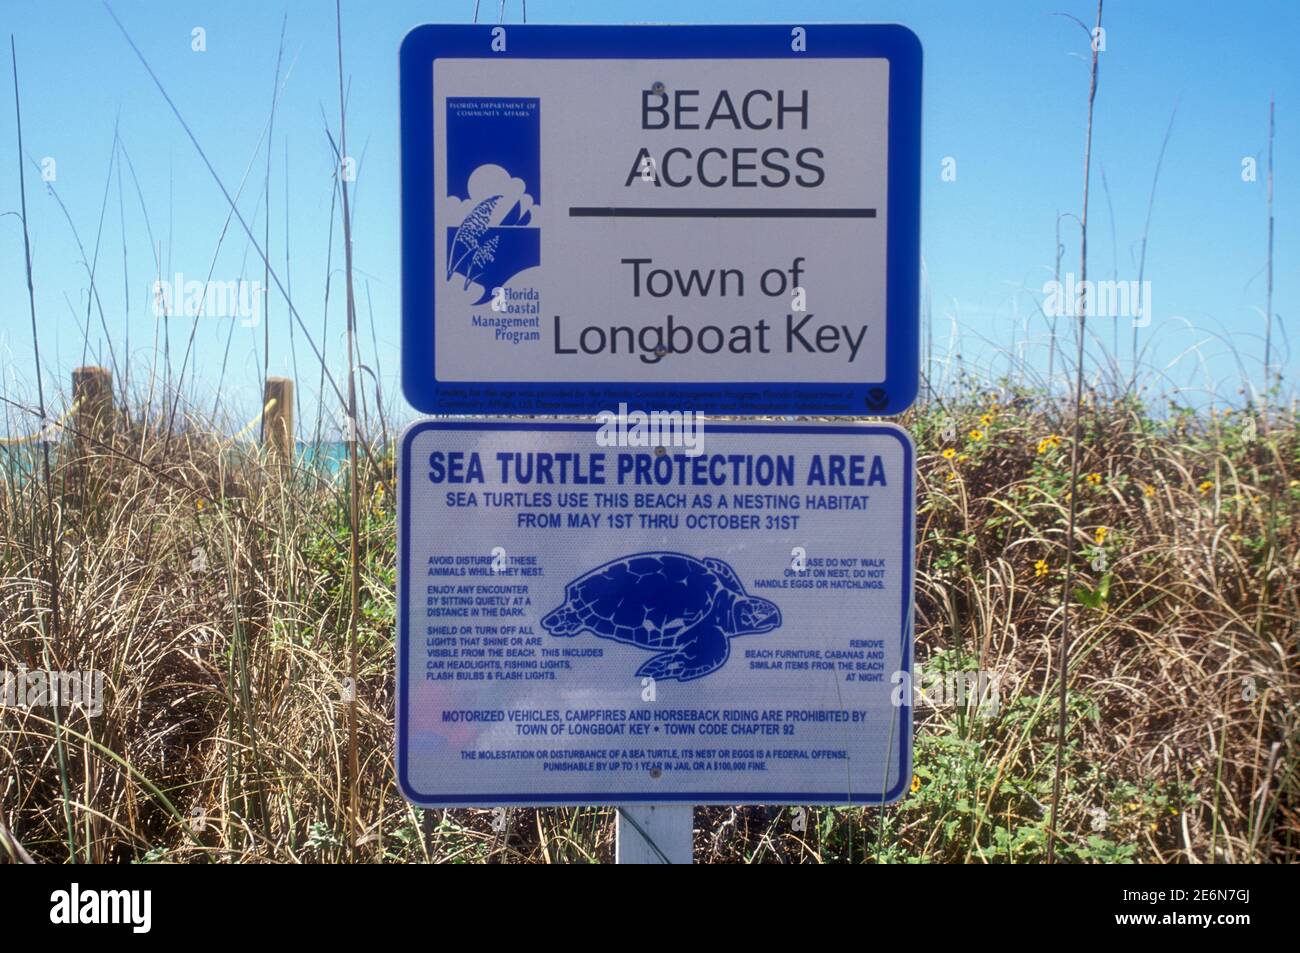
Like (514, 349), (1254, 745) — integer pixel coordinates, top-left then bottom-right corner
(444, 97), (540, 304)
(541, 552), (782, 682)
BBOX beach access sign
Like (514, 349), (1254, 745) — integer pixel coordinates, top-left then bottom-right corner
(396, 419), (914, 805)
(399, 24), (921, 416)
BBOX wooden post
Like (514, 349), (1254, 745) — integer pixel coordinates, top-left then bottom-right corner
(263, 377), (294, 470)
(72, 366), (113, 454)
(615, 806), (693, 864)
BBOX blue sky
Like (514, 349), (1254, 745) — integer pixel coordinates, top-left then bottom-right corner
(1, 0), (1294, 430)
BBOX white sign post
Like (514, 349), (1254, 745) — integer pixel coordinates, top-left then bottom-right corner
(615, 805), (693, 864)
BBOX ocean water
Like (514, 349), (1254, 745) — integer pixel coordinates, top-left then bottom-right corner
(1, 440), (361, 482)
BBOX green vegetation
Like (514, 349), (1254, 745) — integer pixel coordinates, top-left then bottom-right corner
(1, 389), (1293, 863)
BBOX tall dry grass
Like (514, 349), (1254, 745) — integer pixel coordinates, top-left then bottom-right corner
(0, 387), (1294, 863)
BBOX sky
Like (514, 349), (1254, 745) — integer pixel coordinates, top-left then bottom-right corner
(0, 0), (1295, 432)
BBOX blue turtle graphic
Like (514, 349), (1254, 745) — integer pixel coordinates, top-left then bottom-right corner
(541, 552), (782, 682)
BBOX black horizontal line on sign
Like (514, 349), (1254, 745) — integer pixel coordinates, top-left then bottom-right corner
(567, 207), (878, 219)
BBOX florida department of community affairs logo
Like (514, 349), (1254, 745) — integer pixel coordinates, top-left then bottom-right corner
(444, 97), (540, 305)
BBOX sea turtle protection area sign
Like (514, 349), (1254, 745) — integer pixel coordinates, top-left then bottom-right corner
(400, 24), (921, 416)
(396, 420), (914, 805)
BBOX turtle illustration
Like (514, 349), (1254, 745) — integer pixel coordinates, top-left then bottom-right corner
(540, 552), (782, 682)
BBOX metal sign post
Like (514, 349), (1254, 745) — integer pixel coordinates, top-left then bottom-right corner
(616, 806), (694, 864)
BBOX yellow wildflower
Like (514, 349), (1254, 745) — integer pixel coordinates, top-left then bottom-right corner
(969, 429), (984, 442)
(911, 774), (921, 794)
(1142, 483), (1156, 498)
(1198, 480), (1214, 496)
(979, 413), (993, 427)
(942, 448), (956, 460)
(196, 499), (205, 511)
(1035, 559), (1049, 578)
(1094, 526), (1109, 545)
(1086, 472), (1102, 486)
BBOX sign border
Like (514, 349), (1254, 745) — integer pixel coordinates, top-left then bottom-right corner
(399, 24), (922, 416)
(395, 418), (914, 806)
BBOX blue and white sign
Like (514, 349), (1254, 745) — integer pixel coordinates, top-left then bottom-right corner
(400, 25), (922, 416)
(396, 419), (914, 805)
